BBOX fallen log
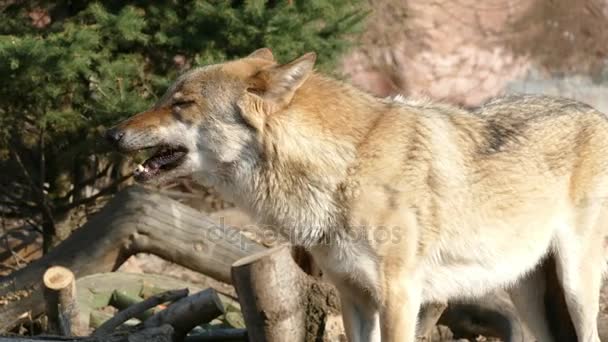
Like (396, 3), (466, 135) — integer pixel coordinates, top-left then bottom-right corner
(184, 328), (247, 342)
(127, 325), (173, 342)
(231, 245), (341, 342)
(109, 291), (148, 316)
(0, 186), (265, 332)
(143, 288), (225, 340)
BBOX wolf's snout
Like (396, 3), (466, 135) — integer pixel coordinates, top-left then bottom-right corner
(105, 127), (125, 146)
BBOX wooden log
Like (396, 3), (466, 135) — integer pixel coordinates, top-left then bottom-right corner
(0, 324), (174, 342)
(0, 186), (266, 332)
(94, 289), (189, 336)
(184, 328), (247, 342)
(232, 246), (305, 342)
(75, 273), (204, 330)
(231, 245), (340, 342)
(143, 288), (225, 340)
(128, 325), (173, 342)
(89, 311), (113, 330)
(42, 266), (85, 336)
(110, 291), (144, 313)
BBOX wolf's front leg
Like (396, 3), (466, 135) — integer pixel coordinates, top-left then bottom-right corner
(340, 293), (381, 342)
(380, 281), (421, 342)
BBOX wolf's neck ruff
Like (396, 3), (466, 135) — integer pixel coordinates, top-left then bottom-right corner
(213, 73), (383, 248)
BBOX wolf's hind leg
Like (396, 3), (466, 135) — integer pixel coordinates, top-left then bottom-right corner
(416, 302), (447, 339)
(554, 226), (603, 342)
(508, 264), (554, 342)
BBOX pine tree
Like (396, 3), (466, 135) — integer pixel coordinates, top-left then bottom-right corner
(0, 0), (367, 250)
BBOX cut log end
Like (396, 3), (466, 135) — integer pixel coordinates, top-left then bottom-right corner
(231, 246), (284, 268)
(43, 266), (75, 291)
(43, 266), (84, 336)
(232, 244), (339, 342)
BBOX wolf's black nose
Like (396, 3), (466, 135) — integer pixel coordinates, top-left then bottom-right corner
(105, 128), (124, 145)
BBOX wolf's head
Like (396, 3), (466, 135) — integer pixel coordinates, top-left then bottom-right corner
(105, 48), (316, 185)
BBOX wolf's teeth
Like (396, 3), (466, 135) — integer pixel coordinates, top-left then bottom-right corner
(135, 164), (145, 174)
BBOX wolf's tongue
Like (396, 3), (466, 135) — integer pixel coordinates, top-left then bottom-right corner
(145, 150), (186, 169)
(132, 147), (187, 182)
(146, 159), (160, 170)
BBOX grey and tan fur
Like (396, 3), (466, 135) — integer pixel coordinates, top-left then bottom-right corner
(106, 48), (608, 342)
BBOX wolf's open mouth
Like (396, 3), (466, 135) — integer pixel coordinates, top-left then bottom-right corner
(133, 145), (188, 182)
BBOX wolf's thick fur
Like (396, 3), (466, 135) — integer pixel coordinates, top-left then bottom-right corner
(108, 49), (608, 341)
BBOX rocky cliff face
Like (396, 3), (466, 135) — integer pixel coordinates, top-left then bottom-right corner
(341, 0), (608, 107)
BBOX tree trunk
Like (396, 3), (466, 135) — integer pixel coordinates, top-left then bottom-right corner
(42, 266), (85, 336)
(231, 245), (340, 342)
(0, 186), (265, 333)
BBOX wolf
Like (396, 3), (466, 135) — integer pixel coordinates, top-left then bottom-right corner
(105, 48), (608, 342)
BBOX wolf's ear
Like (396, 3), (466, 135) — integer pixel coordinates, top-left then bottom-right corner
(248, 52), (316, 107)
(237, 92), (274, 132)
(239, 52), (316, 131)
(247, 48), (275, 61)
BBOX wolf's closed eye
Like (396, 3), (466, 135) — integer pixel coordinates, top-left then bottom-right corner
(172, 100), (195, 110)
